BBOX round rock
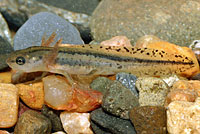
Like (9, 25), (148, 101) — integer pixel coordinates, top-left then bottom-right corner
(14, 12), (84, 50)
(90, 0), (200, 46)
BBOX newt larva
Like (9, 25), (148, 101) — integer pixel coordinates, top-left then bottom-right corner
(6, 44), (199, 79)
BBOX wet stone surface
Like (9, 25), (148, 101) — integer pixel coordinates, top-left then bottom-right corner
(14, 12), (84, 50)
(14, 110), (52, 134)
(90, 0), (200, 46)
(90, 77), (113, 95)
(130, 106), (167, 134)
(41, 105), (63, 132)
(102, 80), (139, 119)
(136, 77), (170, 106)
(90, 108), (136, 134)
(116, 72), (138, 97)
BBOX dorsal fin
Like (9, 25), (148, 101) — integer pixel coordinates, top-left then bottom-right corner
(41, 32), (56, 47)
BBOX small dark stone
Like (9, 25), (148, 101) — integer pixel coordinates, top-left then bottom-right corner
(102, 81), (139, 119)
(0, 36), (14, 70)
(14, 110), (52, 134)
(91, 108), (136, 134)
(90, 77), (113, 95)
(129, 106), (167, 134)
(41, 105), (63, 132)
(90, 121), (111, 134)
(14, 12), (84, 50)
(116, 72), (138, 97)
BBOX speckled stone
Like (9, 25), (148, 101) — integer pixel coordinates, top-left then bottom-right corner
(116, 72), (138, 97)
(102, 80), (139, 119)
(14, 12), (84, 50)
(14, 110), (52, 134)
(90, 0), (200, 46)
(91, 108), (136, 134)
(130, 106), (167, 134)
(90, 77), (112, 95)
(0, 36), (13, 70)
(0, 83), (19, 128)
(167, 97), (200, 134)
(41, 105), (63, 132)
(136, 77), (169, 106)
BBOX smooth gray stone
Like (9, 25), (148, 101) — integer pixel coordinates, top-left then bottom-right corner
(14, 12), (84, 50)
(91, 108), (136, 134)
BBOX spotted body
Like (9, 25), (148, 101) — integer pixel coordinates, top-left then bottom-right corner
(6, 44), (199, 78)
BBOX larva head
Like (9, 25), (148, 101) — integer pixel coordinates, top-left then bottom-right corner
(6, 46), (48, 72)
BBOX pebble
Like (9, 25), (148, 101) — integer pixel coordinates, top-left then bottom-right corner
(0, 71), (12, 83)
(136, 77), (169, 106)
(160, 74), (183, 87)
(100, 36), (132, 47)
(14, 12), (84, 50)
(116, 72), (139, 97)
(90, 108), (136, 134)
(43, 75), (102, 112)
(135, 35), (162, 47)
(0, 13), (12, 44)
(41, 105), (63, 132)
(167, 97), (200, 134)
(0, 83), (18, 128)
(60, 112), (93, 134)
(129, 106), (167, 134)
(90, 121), (112, 134)
(90, 77), (112, 95)
(0, 36), (14, 70)
(16, 81), (44, 110)
(102, 80), (139, 119)
(172, 80), (200, 96)
(90, 0), (200, 46)
(14, 110), (52, 134)
(165, 89), (197, 108)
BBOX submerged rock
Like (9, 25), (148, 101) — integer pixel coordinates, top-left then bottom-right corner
(60, 112), (93, 134)
(102, 80), (139, 119)
(167, 97), (200, 134)
(91, 108), (136, 134)
(116, 72), (138, 97)
(0, 84), (19, 128)
(41, 105), (63, 132)
(14, 110), (52, 134)
(136, 77), (169, 106)
(130, 106), (167, 134)
(14, 12), (84, 50)
(90, 0), (200, 46)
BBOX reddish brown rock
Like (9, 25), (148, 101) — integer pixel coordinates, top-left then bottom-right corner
(130, 106), (166, 134)
(165, 89), (197, 107)
(0, 83), (19, 128)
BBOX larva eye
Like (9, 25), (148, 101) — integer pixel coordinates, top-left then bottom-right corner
(16, 56), (26, 65)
